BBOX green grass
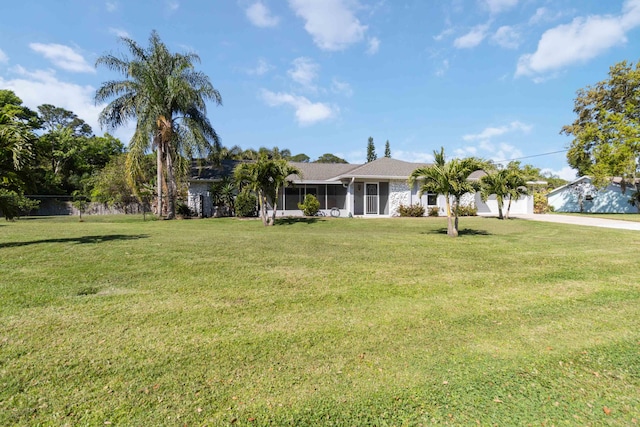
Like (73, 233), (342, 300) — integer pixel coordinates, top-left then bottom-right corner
(553, 212), (640, 223)
(1, 215), (639, 425)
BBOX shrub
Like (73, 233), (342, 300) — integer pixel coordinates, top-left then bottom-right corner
(534, 191), (551, 214)
(428, 206), (440, 217)
(456, 204), (477, 216)
(398, 203), (425, 217)
(298, 194), (320, 216)
(235, 190), (257, 217)
(176, 202), (192, 217)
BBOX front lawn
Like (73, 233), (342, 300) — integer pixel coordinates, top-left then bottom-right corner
(1, 216), (639, 425)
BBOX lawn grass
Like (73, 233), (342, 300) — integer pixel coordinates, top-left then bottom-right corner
(553, 212), (640, 223)
(1, 215), (639, 425)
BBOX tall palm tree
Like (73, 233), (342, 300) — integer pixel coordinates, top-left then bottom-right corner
(234, 157), (301, 226)
(504, 170), (528, 219)
(480, 169), (509, 220)
(95, 30), (222, 219)
(409, 147), (485, 237)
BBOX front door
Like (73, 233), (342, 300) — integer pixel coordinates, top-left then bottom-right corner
(365, 183), (379, 215)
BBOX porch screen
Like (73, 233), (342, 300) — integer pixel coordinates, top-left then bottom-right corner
(326, 185), (347, 209)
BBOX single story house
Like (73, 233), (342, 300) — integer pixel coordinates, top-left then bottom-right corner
(188, 157), (534, 217)
(547, 176), (639, 213)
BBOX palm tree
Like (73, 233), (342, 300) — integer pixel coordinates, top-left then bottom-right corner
(409, 147), (485, 237)
(480, 169), (509, 219)
(1, 111), (35, 219)
(95, 30), (222, 219)
(234, 157), (301, 226)
(504, 170), (528, 219)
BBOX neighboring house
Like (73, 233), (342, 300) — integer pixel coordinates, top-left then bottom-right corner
(547, 176), (639, 213)
(188, 157), (534, 217)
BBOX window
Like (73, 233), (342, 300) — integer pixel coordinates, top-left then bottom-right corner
(427, 193), (437, 206)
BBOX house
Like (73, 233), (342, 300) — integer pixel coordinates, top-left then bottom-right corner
(547, 176), (639, 213)
(188, 157), (534, 217)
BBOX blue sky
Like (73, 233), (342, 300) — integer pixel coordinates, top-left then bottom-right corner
(2, 0), (640, 179)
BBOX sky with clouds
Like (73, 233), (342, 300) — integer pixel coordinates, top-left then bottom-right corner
(2, 0), (640, 180)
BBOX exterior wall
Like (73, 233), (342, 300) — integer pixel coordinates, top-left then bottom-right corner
(548, 182), (638, 213)
(389, 180), (411, 216)
(475, 193), (533, 216)
(187, 182), (213, 217)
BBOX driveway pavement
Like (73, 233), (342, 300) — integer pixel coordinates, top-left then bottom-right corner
(513, 214), (640, 231)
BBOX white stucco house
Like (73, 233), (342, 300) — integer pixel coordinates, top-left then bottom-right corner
(188, 157), (534, 217)
(547, 176), (640, 213)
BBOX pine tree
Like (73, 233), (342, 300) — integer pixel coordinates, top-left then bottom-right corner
(384, 140), (391, 158)
(366, 137), (377, 162)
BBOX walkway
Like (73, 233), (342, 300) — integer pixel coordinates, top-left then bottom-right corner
(514, 214), (640, 231)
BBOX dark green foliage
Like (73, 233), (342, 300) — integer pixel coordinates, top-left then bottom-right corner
(366, 137), (376, 162)
(298, 193), (320, 216)
(235, 190), (257, 217)
(176, 201), (192, 217)
(314, 153), (348, 163)
(0, 190), (39, 220)
(384, 140), (391, 158)
(397, 203), (425, 217)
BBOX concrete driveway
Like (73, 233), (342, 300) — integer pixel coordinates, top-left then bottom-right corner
(514, 214), (640, 231)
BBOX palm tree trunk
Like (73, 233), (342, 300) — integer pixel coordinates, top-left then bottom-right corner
(505, 196), (512, 219)
(497, 196), (504, 220)
(156, 144), (163, 218)
(165, 150), (176, 219)
(447, 196), (459, 237)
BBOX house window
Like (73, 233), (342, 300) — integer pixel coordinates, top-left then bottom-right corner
(427, 193), (437, 206)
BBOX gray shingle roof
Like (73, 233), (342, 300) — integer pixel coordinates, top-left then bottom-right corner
(288, 162), (357, 181)
(335, 157), (431, 179)
(190, 159), (241, 181)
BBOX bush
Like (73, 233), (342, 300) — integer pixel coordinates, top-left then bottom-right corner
(534, 191), (551, 214)
(428, 207), (439, 217)
(398, 203), (425, 217)
(456, 204), (477, 216)
(176, 202), (193, 217)
(235, 190), (257, 217)
(298, 193), (320, 216)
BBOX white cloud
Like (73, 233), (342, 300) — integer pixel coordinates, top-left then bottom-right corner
(0, 48), (8, 63)
(331, 78), (353, 97)
(260, 89), (336, 125)
(288, 0), (367, 51)
(366, 37), (380, 55)
(29, 43), (94, 73)
(492, 25), (520, 49)
(542, 166), (577, 181)
(246, 58), (273, 76)
(108, 27), (130, 38)
(0, 66), (134, 142)
(463, 121), (532, 141)
(393, 150), (435, 163)
(166, 0), (179, 12)
(245, 1), (280, 28)
(434, 26), (455, 41)
(454, 23), (490, 49)
(435, 59), (449, 77)
(105, 1), (118, 12)
(483, 0), (518, 14)
(287, 57), (319, 90)
(516, 0), (640, 78)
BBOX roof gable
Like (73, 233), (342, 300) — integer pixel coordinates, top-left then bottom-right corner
(336, 157), (431, 179)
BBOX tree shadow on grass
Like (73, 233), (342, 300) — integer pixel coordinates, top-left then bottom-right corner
(275, 217), (320, 226)
(0, 234), (149, 249)
(423, 227), (491, 236)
